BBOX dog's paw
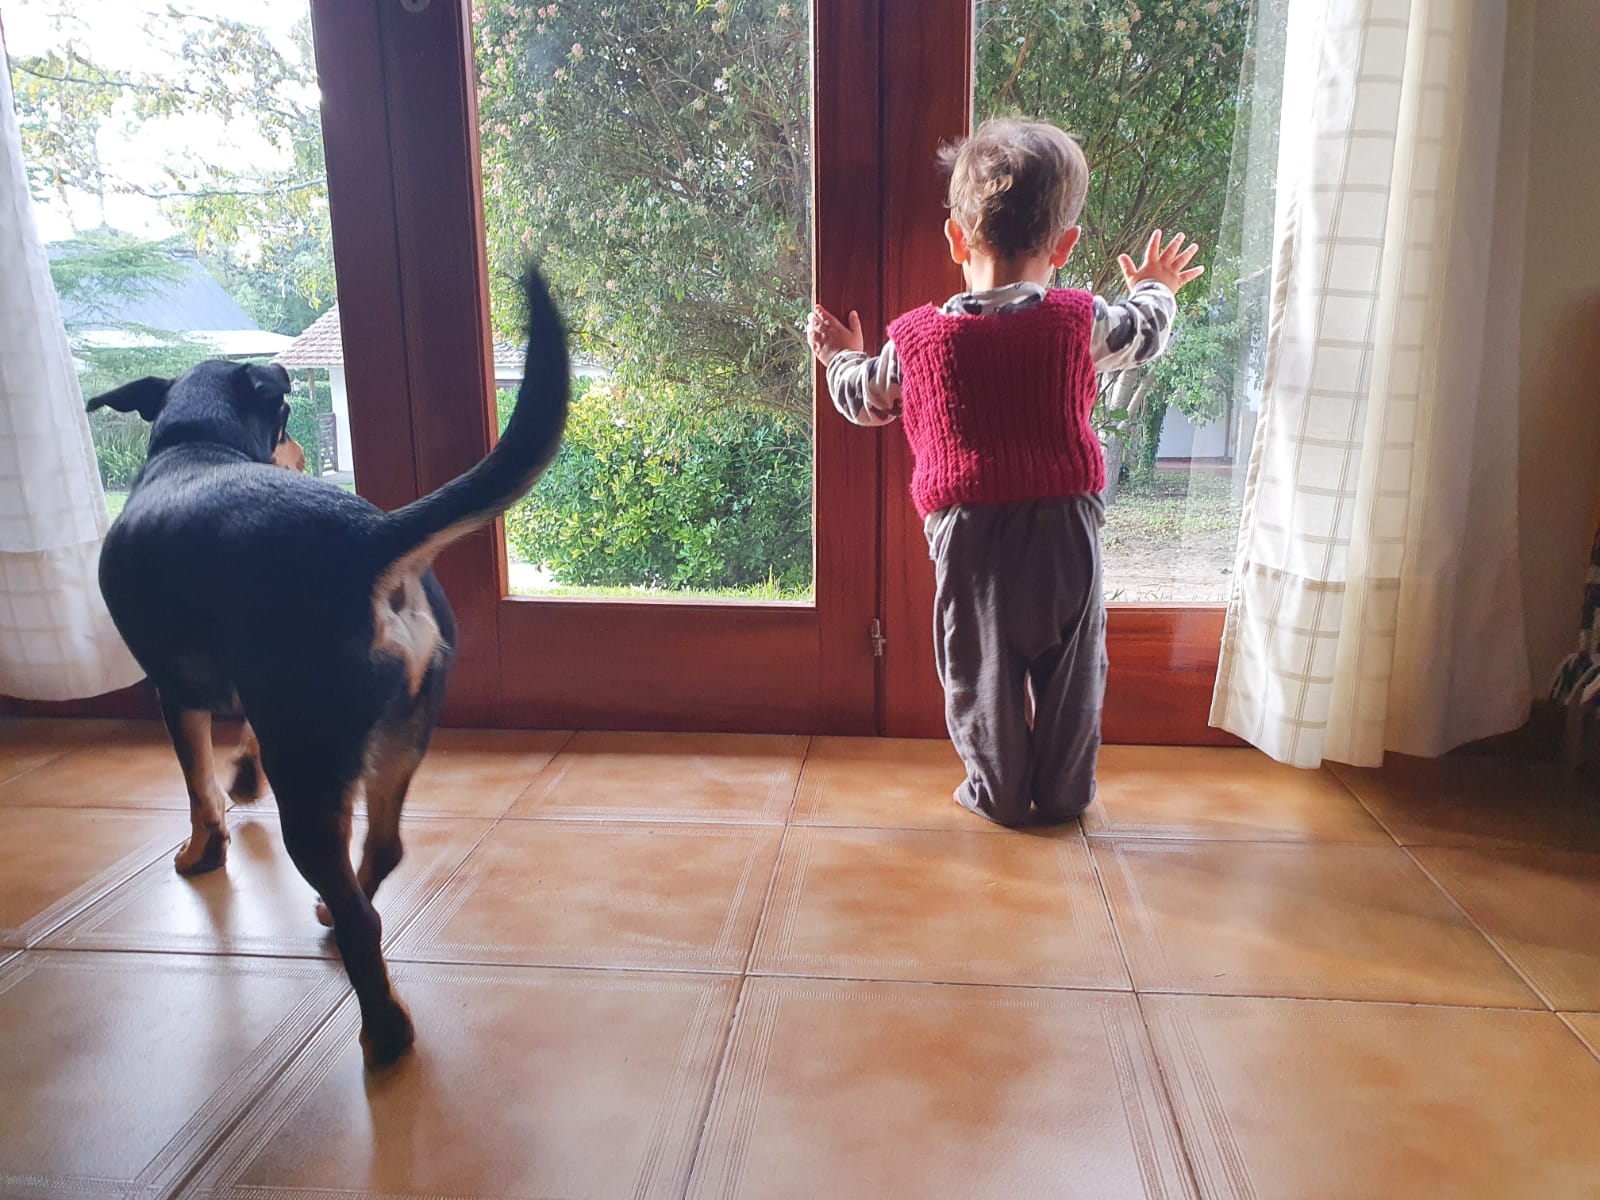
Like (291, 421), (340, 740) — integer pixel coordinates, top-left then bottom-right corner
(227, 755), (265, 802)
(174, 826), (229, 876)
(360, 997), (415, 1068)
(314, 897), (335, 928)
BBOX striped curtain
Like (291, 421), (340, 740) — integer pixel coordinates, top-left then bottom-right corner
(0, 44), (144, 700)
(1210, 0), (1529, 767)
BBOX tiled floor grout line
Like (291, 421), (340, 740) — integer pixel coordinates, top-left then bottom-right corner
(493, 729), (579, 816)
(1323, 765), (1408, 848)
(377, 809), (503, 952)
(1080, 827), (1138, 993)
(1558, 1013), (1600, 1066)
(1116, 987), (1560, 1016)
(677, 734), (813, 1196)
(1128, 990), (1207, 1198)
(1399, 844), (1558, 1013)
(167, 989), (356, 1200)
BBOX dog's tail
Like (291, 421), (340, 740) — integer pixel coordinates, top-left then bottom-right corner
(372, 265), (569, 582)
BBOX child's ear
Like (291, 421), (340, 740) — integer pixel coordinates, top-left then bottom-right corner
(945, 218), (971, 265)
(1049, 226), (1082, 270)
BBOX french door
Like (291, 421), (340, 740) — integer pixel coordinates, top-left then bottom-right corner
(310, 0), (880, 733)
(310, 0), (1233, 740)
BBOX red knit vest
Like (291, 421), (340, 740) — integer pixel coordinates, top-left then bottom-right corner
(886, 289), (1101, 518)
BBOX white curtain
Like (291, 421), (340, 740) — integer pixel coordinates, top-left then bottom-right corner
(1211, 0), (1529, 767)
(0, 46), (144, 701)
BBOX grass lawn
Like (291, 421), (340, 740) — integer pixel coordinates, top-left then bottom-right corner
(1101, 469), (1241, 602)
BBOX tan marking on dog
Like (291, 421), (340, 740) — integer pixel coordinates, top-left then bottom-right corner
(355, 729), (422, 902)
(272, 431), (306, 472)
(370, 571), (441, 697)
(229, 721), (266, 801)
(173, 709), (231, 875)
(313, 778), (363, 928)
(367, 519), (475, 697)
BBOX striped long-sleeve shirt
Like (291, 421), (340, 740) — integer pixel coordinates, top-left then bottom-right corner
(825, 279), (1177, 427)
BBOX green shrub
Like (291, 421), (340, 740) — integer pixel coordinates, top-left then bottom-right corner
(88, 409), (150, 490)
(285, 401), (322, 472)
(501, 381), (813, 592)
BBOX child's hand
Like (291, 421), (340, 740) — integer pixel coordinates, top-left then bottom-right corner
(1118, 230), (1205, 295)
(807, 304), (864, 366)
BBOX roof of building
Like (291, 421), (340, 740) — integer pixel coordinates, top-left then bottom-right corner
(270, 304), (344, 367)
(274, 303), (594, 379)
(54, 250), (262, 333)
(78, 328), (294, 358)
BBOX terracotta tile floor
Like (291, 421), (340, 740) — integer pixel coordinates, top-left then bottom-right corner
(2, 722), (1600, 1198)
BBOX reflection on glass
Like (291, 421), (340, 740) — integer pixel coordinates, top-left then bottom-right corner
(7, 1), (344, 509)
(475, 0), (815, 600)
(974, 0), (1287, 602)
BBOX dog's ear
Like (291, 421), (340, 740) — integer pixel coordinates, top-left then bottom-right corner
(86, 376), (171, 422)
(246, 363), (291, 403)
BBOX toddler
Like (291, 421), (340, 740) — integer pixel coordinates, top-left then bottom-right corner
(807, 117), (1203, 826)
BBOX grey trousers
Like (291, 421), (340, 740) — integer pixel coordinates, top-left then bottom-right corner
(929, 495), (1107, 827)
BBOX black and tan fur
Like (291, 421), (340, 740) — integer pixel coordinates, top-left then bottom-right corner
(225, 423), (306, 805)
(91, 268), (568, 1065)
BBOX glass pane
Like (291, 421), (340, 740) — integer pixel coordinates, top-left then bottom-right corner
(973, 0), (1288, 602)
(474, 0), (815, 601)
(7, 0), (353, 511)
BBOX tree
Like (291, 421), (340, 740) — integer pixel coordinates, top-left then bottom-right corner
(975, 0), (1251, 300)
(475, 0), (1264, 445)
(975, 0), (1265, 476)
(9, 4), (333, 336)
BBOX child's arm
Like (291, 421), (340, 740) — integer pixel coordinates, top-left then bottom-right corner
(1094, 230), (1205, 372)
(808, 304), (902, 426)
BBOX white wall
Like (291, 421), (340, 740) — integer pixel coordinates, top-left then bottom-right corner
(1513, 0), (1600, 690)
(1156, 408), (1230, 460)
(329, 365), (353, 473)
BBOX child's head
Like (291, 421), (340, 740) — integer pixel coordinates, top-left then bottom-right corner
(939, 118), (1088, 264)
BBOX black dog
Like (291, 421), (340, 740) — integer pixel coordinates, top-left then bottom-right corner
(91, 268), (568, 1065)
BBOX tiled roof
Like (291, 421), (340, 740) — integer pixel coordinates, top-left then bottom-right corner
(274, 304), (536, 374)
(271, 305), (344, 367)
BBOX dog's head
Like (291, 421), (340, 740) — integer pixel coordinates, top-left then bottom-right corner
(87, 361), (294, 467)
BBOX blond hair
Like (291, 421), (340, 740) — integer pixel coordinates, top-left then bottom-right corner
(938, 118), (1089, 259)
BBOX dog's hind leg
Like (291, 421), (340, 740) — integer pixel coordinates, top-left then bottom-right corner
(279, 795), (414, 1066)
(311, 734), (423, 926)
(358, 732), (425, 900)
(229, 722), (266, 801)
(161, 700), (231, 876)
(228, 721), (267, 802)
